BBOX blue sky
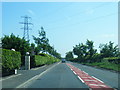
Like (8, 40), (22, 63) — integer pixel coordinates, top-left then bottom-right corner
(2, 2), (118, 57)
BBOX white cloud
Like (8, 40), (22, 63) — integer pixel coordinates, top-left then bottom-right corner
(28, 9), (35, 16)
(101, 34), (115, 38)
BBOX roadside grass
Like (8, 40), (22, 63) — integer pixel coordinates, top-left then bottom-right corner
(81, 62), (120, 72)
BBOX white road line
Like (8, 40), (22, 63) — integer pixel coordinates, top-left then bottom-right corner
(92, 76), (104, 83)
(83, 71), (88, 74)
(89, 84), (107, 87)
(84, 80), (97, 82)
(31, 65), (46, 70)
(73, 71), (77, 75)
(82, 77), (93, 78)
(0, 74), (22, 81)
(77, 76), (84, 83)
(16, 62), (60, 88)
(84, 79), (96, 81)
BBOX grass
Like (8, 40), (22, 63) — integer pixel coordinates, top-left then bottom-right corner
(82, 62), (120, 72)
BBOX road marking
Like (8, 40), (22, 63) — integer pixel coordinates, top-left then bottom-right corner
(83, 71), (88, 74)
(82, 77), (93, 78)
(66, 63), (113, 89)
(73, 71), (76, 75)
(84, 80), (97, 82)
(31, 65), (46, 70)
(92, 76), (104, 83)
(16, 62), (60, 88)
(77, 76), (84, 83)
(89, 84), (107, 87)
(0, 74), (22, 81)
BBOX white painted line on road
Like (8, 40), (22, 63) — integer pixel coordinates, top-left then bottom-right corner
(82, 77), (93, 78)
(89, 84), (107, 87)
(83, 71), (88, 74)
(16, 62), (60, 88)
(73, 71), (77, 75)
(31, 65), (46, 70)
(84, 80), (97, 82)
(77, 76), (84, 83)
(0, 74), (22, 81)
(92, 76), (104, 83)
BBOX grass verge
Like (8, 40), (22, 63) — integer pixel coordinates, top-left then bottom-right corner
(81, 62), (120, 72)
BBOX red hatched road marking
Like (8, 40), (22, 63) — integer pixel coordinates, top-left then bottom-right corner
(66, 63), (114, 90)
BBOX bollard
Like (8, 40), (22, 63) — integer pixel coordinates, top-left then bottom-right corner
(15, 69), (17, 74)
(25, 52), (30, 70)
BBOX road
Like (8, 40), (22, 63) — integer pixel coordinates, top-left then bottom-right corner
(1, 61), (119, 89)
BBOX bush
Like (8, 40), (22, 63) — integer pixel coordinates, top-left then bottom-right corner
(2, 49), (21, 76)
(30, 53), (60, 68)
(102, 57), (120, 64)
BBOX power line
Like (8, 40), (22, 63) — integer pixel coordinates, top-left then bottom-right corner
(19, 15), (33, 41)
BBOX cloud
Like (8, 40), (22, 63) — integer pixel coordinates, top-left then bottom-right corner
(101, 34), (115, 38)
(28, 9), (35, 16)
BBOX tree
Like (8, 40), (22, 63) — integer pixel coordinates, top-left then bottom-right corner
(73, 40), (97, 62)
(2, 33), (30, 55)
(65, 51), (74, 60)
(33, 27), (49, 54)
(86, 40), (97, 62)
(99, 41), (120, 58)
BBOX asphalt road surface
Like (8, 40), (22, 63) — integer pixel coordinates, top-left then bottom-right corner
(2, 61), (119, 89)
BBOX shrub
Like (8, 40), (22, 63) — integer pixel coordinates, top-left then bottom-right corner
(2, 49), (21, 76)
(102, 57), (120, 64)
(30, 53), (60, 68)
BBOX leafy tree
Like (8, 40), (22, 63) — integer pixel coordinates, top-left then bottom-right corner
(33, 27), (49, 54)
(65, 51), (74, 60)
(86, 40), (97, 62)
(2, 33), (30, 55)
(99, 41), (120, 58)
(73, 40), (97, 62)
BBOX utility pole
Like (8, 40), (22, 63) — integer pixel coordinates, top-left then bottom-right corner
(20, 15), (33, 41)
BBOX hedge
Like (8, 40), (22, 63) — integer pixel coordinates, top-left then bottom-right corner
(30, 53), (60, 68)
(102, 57), (120, 64)
(2, 49), (21, 72)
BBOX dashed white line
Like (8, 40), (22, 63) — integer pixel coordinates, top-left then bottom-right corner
(84, 80), (97, 82)
(82, 77), (93, 78)
(89, 84), (107, 87)
(92, 76), (104, 83)
(73, 71), (77, 75)
(83, 71), (88, 74)
(77, 76), (84, 83)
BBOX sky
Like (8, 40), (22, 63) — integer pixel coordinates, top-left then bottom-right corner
(2, 1), (118, 57)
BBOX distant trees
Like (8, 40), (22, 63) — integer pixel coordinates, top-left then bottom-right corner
(72, 40), (97, 62)
(33, 27), (49, 54)
(2, 27), (61, 59)
(33, 27), (61, 58)
(99, 41), (120, 57)
(66, 40), (120, 63)
(65, 51), (74, 60)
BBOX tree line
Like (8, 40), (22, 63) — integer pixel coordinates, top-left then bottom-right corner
(65, 39), (120, 63)
(2, 27), (61, 59)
